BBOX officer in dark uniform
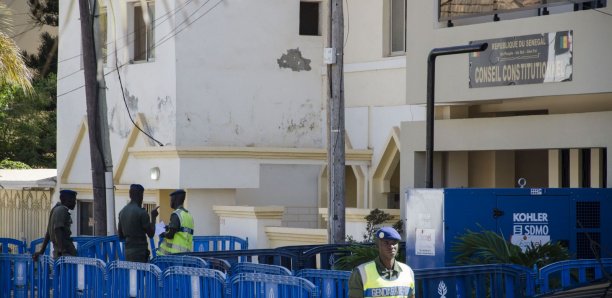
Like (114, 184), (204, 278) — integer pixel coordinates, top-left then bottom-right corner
(118, 184), (158, 262)
(33, 189), (78, 261)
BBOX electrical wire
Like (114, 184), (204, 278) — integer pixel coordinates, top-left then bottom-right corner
(108, 0), (163, 146)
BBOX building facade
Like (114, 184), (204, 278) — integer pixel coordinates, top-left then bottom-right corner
(399, 0), (611, 192)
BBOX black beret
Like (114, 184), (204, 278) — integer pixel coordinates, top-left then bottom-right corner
(59, 189), (77, 198)
(130, 184), (144, 191)
(170, 189), (186, 196)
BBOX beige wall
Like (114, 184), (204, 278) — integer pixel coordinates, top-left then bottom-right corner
(401, 111), (612, 190)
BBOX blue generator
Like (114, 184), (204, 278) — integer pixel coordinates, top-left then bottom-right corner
(404, 188), (612, 269)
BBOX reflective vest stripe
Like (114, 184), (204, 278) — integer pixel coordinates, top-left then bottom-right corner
(358, 261), (415, 298)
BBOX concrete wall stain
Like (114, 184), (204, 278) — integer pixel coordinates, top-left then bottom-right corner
(277, 48), (311, 71)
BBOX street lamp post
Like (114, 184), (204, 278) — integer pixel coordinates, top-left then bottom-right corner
(426, 43), (488, 188)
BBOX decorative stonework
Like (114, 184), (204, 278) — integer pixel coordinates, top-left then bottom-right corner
(213, 205), (284, 220)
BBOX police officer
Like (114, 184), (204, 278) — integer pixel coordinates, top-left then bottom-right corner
(33, 189), (78, 261)
(156, 189), (194, 255)
(348, 227), (415, 298)
(118, 184), (158, 262)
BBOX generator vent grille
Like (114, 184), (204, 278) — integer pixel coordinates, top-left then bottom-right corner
(576, 201), (600, 228)
(576, 232), (601, 259)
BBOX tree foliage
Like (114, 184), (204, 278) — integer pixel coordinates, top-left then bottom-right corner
(24, 32), (57, 78)
(0, 4), (34, 91)
(452, 228), (570, 268)
(0, 159), (32, 169)
(0, 74), (56, 168)
(28, 0), (59, 27)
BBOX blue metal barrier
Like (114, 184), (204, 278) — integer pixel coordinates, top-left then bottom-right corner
(229, 262), (292, 276)
(78, 235), (125, 262)
(193, 236), (249, 252)
(413, 264), (534, 298)
(199, 257), (232, 274)
(538, 258), (612, 294)
(53, 256), (106, 298)
(296, 269), (351, 298)
(187, 249), (300, 270)
(162, 266), (226, 298)
(228, 272), (319, 298)
(29, 236), (99, 256)
(106, 260), (162, 298)
(151, 255), (208, 271)
(32, 255), (53, 298)
(0, 238), (26, 254)
(0, 253), (34, 298)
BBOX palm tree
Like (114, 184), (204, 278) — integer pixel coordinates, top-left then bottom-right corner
(0, 3), (33, 91)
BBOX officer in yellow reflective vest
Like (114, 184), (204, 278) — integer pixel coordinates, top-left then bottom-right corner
(157, 189), (194, 255)
(348, 227), (415, 298)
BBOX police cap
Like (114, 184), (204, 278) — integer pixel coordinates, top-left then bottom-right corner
(130, 184), (144, 191)
(59, 189), (77, 199)
(376, 227), (401, 241)
(170, 189), (186, 196)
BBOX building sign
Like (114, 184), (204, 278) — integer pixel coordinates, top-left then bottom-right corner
(510, 212), (551, 251)
(469, 31), (572, 88)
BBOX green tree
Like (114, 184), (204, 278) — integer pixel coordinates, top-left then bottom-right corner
(24, 32), (57, 77)
(28, 0), (59, 27)
(0, 159), (32, 169)
(0, 74), (56, 168)
(0, 4), (33, 91)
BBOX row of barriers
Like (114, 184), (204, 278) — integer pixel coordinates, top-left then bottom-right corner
(1, 251), (610, 297)
(0, 235), (248, 260)
(0, 254), (345, 298)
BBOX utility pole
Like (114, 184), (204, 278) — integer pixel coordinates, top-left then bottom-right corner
(327, 0), (345, 244)
(78, 0), (107, 235)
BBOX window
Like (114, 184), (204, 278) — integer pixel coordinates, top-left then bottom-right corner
(132, 1), (155, 62)
(78, 201), (94, 235)
(390, 0), (406, 55)
(300, 2), (320, 36)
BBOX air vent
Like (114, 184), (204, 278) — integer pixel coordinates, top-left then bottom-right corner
(576, 201), (600, 228)
(576, 232), (601, 259)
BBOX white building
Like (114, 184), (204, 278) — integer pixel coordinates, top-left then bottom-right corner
(57, 0), (388, 246)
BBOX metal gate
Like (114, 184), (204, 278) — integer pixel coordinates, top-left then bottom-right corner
(0, 188), (53, 243)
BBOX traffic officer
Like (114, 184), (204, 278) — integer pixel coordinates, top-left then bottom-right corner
(156, 189), (194, 255)
(118, 184), (158, 262)
(33, 189), (78, 260)
(348, 226), (415, 298)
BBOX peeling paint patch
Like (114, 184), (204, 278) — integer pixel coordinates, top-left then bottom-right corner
(277, 48), (311, 72)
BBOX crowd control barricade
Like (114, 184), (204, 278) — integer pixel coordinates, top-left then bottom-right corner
(0, 238), (26, 254)
(78, 235), (125, 262)
(193, 236), (248, 252)
(228, 272), (318, 298)
(538, 258), (612, 294)
(413, 264), (534, 298)
(229, 262), (292, 276)
(32, 255), (53, 298)
(162, 266), (226, 298)
(107, 260), (162, 298)
(151, 255), (208, 271)
(296, 269), (351, 298)
(188, 249), (300, 270)
(0, 253), (34, 298)
(29, 236), (99, 256)
(199, 257), (232, 274)
(53, 256), (106, 298)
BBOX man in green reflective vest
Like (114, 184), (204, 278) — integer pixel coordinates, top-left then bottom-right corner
(157, 189), (194, 255)
(348, 226), (415, 298)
